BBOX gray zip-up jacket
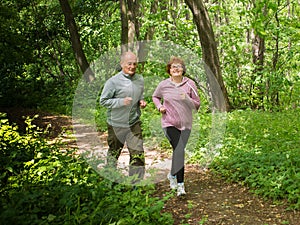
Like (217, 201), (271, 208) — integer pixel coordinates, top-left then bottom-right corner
(100, 71), (144, 127)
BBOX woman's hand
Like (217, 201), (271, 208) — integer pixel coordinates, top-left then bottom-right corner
(159, 106), (166, 114)
(139, 100), (147, 109)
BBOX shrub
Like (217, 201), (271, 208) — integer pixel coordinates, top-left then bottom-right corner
(0, 113), (173, 224)
(211, 110), (300, 209)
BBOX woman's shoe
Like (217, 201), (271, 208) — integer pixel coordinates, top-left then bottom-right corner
(177, 182), (186, 196)
(167, 173), (177, 189)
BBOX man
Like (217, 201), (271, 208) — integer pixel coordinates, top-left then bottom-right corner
(100, 51), (147, 180)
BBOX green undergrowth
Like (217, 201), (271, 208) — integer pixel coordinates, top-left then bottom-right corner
(211, 109), (300, 209)
(0, 113), (173, 225)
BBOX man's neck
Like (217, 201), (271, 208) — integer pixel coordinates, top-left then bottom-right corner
(122, 71), (135, 77)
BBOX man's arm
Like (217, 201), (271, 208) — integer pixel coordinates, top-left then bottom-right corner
(100, 80), (124, 108)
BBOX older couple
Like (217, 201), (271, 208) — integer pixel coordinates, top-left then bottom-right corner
(100, 52), (200, 196)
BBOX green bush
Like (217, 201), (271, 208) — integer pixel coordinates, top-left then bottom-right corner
(211, 109), (300, 209)
(0, 114), (47, 188)
(0, 114), (173, 225)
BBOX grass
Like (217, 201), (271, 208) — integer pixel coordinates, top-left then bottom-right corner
(96, 100), (300, 209)
(210, 109), (300, 209)
(1, 107), (299, 225)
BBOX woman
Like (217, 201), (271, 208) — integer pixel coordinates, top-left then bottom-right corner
(152, 56), (200, 196)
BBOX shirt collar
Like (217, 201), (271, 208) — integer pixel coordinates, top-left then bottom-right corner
(169, 77), (186, 86)
(121, 71), (135, 79)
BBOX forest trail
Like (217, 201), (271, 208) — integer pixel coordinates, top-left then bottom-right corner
(3, 108), (300, 225)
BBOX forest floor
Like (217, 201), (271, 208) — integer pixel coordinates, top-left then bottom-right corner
(2, 107), (300, 225)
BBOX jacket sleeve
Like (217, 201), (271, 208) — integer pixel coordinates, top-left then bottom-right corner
(100, 79), (124, 108)
(139, 77), (145, 101)
(187, 80), (200, 110)
(152, 83), (163, 110)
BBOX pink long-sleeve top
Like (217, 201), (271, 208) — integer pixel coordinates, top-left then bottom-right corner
(152, 77), (200, 130)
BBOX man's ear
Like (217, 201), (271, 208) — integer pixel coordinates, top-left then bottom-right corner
(116, 64), (122, 72)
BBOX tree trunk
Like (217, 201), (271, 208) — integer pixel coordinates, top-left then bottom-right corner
(184, 0), (230, 112)
(119, 0), (129, 53)
(120, 0), (153, 62)
(138, 1), (158, 68)
(251, 2), (266, 109)
(144, 1), (158, 41)
(251, 32), (265, 107)
(270, 8), (280, 106)
(127, 0), (140, 50)
(59, 0), (94, 82)
(127, 0), (140, 40)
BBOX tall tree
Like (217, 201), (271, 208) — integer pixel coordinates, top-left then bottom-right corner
(119, 0), (140, 52)
(144, 1), (158, 40)
(119, 0), (157, 60)
(59, 0), (94, 82)
(250, 0), (267, 109)
(184, 0), (230, 111)
(127, 0), (140, 42)
(120, 0), (129, 53)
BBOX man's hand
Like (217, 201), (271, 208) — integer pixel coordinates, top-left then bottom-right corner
(124, 97), (133, 106)
(139, 100), (147, 109)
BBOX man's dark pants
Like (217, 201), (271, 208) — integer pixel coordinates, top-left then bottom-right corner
(106, 121), (145, 179)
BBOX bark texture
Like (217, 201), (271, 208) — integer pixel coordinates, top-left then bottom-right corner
(185, 0), (230, 111)
(59, 0), (94, 82)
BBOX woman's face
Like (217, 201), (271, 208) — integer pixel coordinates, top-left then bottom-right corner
(170, 63), (183, 77)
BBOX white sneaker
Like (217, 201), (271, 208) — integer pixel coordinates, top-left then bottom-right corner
(177, 183), (186, 196)
(167, 173), (177, 189)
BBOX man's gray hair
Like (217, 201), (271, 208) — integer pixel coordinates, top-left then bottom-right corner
(120, 51), (137, 64)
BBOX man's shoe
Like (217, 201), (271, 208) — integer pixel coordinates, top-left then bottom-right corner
(177, 183), (186, 196)
(167, 173), (177, 190)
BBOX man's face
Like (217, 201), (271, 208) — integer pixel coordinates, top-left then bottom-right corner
(121, 54), (137, 76)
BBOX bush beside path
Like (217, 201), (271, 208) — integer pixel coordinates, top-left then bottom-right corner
(2, 108), (300, 225)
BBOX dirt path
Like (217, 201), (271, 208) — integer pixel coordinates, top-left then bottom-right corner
(156, 165), (300, 225)
(3, 108), (300, 225)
